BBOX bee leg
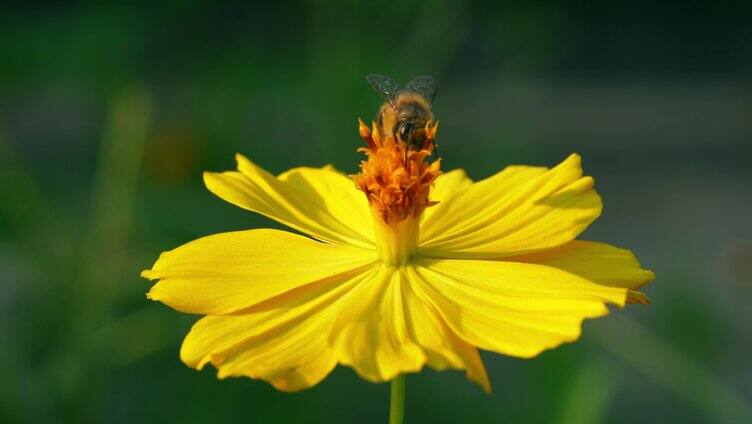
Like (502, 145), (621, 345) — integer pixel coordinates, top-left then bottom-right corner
(431, 140), (439, 159)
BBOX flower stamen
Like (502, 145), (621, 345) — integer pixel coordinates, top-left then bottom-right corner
(354, 119), (441, 265)
(355, 119), (441, 225)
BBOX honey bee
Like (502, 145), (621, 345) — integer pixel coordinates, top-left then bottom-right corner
(367, 74), (437, 151)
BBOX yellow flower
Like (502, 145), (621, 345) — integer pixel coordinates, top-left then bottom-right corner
(142, 120), (654, 393)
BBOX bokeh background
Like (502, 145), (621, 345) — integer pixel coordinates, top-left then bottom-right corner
(1, 1), (751, 423)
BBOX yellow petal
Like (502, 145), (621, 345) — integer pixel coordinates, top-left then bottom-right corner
(626, 291), (651, 304)
(419, 154), (601, 258)
(401, 267), (491, 392)
(143, 229), (377, 314)
(203, 154), (374, 248)
(421, 169), (473, 223)
(413, 257), (627, 359)
(508, 240), (655, 290)
(181, 268), (375, 392)
(329, 266), (426, 382)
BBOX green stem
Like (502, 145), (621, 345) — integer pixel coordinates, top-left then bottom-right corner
(389, 374), (406, 424)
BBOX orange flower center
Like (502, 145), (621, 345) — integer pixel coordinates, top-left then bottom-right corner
(355, 119), (441, 225)
(354, 119), (441, 265)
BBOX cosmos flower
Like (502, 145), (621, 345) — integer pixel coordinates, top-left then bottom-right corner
(142, 121), (654, 393)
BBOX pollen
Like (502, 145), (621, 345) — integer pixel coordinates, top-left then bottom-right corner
(354, 119), (441, 225)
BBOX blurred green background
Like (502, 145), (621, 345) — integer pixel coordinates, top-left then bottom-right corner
(1, 1), (751, 423)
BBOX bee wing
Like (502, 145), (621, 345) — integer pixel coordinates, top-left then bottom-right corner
(367, 74), (401, 106)
(404, 75), (437, 102)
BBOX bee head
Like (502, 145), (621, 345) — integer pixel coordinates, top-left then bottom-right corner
(397, 119), (437, 150)
(393, 95), (432, 149)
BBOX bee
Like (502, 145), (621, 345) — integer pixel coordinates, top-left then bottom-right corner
(367, 74), (437, 151)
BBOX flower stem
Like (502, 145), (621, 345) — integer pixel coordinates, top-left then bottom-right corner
(389, 374), (406, 424)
